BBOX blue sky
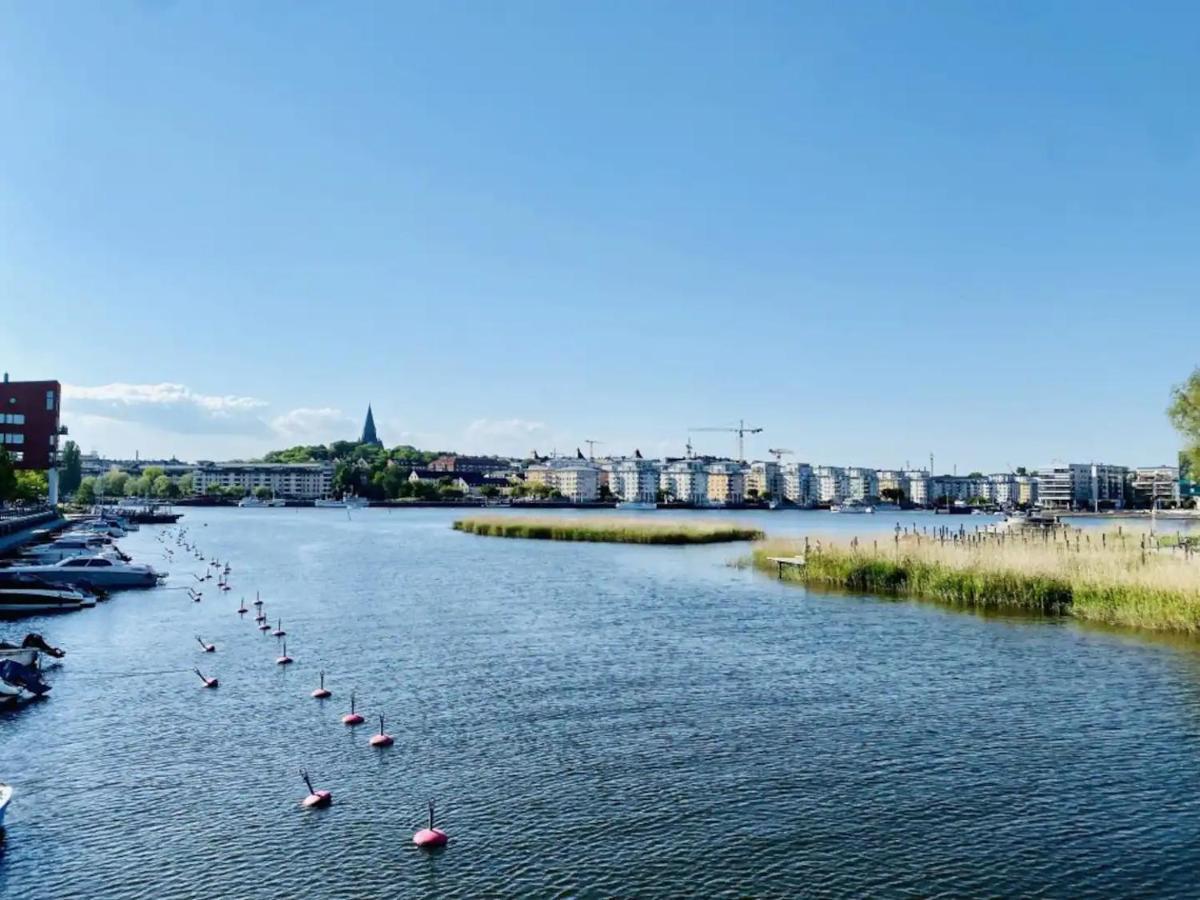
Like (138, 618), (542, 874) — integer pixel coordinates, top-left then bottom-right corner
(1, 1), (1195, 469)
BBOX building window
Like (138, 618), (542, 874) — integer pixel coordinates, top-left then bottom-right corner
(46, 390), (55, 411)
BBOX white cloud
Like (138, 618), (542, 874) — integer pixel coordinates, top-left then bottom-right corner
(63, 382), (271, 435)
(270, 407), (353, 442)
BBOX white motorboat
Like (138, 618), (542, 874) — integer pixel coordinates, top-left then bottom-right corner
(314, 496), (369, 509)
(237, 496), (266, 508)
(78, 521), (128, 539)
(615, 501), (657, 510)
(16, 535), (126, 565)
(831, 500), (874, 514)
(0, 783), (11, 828)
(4, 557), (165, 590)
(268, 498), (287, 507)
(0, 574), (96, 613)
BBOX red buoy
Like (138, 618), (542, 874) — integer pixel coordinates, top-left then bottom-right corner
(369, 715), (394, 748)
(413, 801), (448, 848)
(276, 641), (293, 665)
(342, 691), (363, 725)
(237, 597), (248, 614)
(311, 671), (331, 699)
(272, 619), (286, 638)
(300, 769), (332, 808)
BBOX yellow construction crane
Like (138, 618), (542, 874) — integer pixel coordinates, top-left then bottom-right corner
(688, 419), (763, 463)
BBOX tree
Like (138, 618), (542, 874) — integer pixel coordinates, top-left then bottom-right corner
(178, 473), (194, 495)
(141, 466), (165, 484)
(153, 475), (177, 498)
(14, 470), (49, 503)
(480, 485), (500, 499)
(1169, 367), (1200, 473)
(0, 449), (15, 502)
(60, 440), (83, 495)
(253, 486), (272, 501)
(76, 476), (97, 505)
(105, 471), (129, 496)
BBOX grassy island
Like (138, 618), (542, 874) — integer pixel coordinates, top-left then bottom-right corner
(751, 530), (1200, 635)
(454, 516), (764, 545)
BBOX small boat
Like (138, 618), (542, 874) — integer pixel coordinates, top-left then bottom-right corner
(0, 783), (11, 828)
(831, 499), (874, 514)
(0, 660), (52, 705)
(268, 498), (287, 508)
(0, 633), (66, 668)
(615, 501), (657, 511)
(237, 497), (266, 508)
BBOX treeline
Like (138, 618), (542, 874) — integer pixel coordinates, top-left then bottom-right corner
(75, 468), (194, 504)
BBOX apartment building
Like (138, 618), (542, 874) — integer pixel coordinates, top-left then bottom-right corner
(780, 462), (814, 506)
(845, 467), (879, 501)
(554, 465), (600, 503)
(705, 461), (745, 506)
(812, 466), (848, 505)
(191, 462), (334, 499)
(660, 458), (709, 505)
(745, 461), (781, 500)
(606, 458), (659, 504)
(1037, 463), (1128, 510)
(1131, 466), (1180, 507)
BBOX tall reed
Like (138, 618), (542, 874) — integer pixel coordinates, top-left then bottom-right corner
(454, 516), (763, 544)
(751, 529), (1200, 633)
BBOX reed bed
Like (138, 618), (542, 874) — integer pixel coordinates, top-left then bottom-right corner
(454, 516), (764, 545)
(751, 528), (1200, 634)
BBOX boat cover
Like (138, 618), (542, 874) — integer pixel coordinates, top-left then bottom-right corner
(0, 660), (51, 696)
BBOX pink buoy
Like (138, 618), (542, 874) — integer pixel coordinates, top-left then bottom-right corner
(413, 801), (448, 848)
(300, 769), (332, 808)
(276, 641), (293, 665)
(272, 619), (286, 638)
(369, 715), (394, 748)
(196, 635), (216, 653)
(237, 597), (248, 614)
(253, 592), (263, 608)
(342, 691), (363, 725)
(258, 621), (270, 632)
(194, 668), (218, 689)
(311, 671), (331, 699)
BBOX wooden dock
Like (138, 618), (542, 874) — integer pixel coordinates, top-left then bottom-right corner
(766, 555), (806, 577)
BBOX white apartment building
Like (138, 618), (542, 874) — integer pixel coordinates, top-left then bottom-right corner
(1037, 463), (1128, 510)
(1132, 466), (1180, 506)
(191, 462), (334, 499)
(555, 465), (600, 503)
(845, 467), (879, 501)
(606, 458), (659, 504)
(812, 466), (848, 505)
(903, 470), (931, 506)
(781, 462), (814, 506)
(659, 459), (709, 505)
(987, 473), (1018, 506)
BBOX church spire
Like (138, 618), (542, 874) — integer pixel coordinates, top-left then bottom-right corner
(361, 404), (382, 446)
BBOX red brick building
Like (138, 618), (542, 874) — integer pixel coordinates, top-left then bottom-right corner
(1, 375), (63, 470)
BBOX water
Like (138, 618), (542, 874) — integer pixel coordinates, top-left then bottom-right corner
(1, 508), (1199, 898)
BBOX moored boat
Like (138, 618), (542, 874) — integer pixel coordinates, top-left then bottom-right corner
(615, 501), (657, 511)
(0, 783), (11, 828)
(3, 557), (164, 590)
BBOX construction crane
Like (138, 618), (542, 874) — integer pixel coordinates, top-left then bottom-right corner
(767, 448), (794, 462)
(688, 419), (763, 463)
(584, 439), (604, 460)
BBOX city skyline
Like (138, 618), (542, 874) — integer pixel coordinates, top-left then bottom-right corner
(3, 3), (1196, 468)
